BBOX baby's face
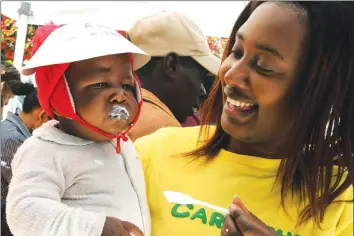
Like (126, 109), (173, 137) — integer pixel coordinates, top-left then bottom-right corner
(64, 54), (139, 138)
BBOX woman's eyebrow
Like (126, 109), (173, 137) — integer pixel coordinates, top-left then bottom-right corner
(236, 32), (285, 61)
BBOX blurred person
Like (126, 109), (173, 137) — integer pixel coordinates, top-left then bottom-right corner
(1, 62), (34, 118)
(1, 89), (50, 236)
(182, 73), (217, 127)
(127, 11), (221, 141)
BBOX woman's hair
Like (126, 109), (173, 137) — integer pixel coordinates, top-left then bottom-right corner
(7, 81), (35, 96)
(1, 62), (36, 107)
(191, 1), (354, 226)
(1, 62), (21, 82)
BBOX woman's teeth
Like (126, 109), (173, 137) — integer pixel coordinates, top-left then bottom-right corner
(226, 97), (255, 108)
(226, 97), (256, 111)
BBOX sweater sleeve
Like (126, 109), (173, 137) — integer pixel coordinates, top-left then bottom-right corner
(6, 142), (107, 236)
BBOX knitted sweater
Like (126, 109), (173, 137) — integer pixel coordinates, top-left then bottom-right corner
(6, 120), (151, 236)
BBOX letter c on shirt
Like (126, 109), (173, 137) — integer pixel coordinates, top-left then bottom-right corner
(171, 204), (194, 218)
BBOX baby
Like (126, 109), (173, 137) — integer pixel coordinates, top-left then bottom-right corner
(6, 23), (151, 236)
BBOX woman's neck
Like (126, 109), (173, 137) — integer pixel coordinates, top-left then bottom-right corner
(226, 137), (284, 159)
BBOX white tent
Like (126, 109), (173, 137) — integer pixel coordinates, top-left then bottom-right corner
(2, 1), (248, 67)
(1, 1), (248, 118)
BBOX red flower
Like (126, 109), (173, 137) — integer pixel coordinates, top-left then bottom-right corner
(5, 50), (14, 60)
(1, 40), (6, 49)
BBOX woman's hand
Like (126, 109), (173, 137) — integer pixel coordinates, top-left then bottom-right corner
(221, 196), (277, 236)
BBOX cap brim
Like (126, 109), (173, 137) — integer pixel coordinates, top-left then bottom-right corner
(22, 52), (150, 76)
(22, 23), (150, 76)
(22, 52), (149, 76)
(192, 54), (221, 75)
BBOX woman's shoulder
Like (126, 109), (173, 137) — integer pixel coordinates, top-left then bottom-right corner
(134, 125), (215, 160)
(134, 125), (215, 148)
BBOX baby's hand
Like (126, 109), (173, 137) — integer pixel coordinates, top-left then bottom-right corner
(101, 217), (144, 236)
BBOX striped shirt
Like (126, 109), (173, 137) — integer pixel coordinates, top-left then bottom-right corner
(1, 112), (31, 207)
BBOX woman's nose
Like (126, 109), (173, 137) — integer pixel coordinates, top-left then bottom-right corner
(223, 58), (250, 90)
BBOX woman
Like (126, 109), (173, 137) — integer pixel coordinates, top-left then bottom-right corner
(135, 2), (353, 236)
(1, 62), (34, 118)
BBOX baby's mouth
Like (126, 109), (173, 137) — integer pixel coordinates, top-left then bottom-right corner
(109, 105), (130, 121)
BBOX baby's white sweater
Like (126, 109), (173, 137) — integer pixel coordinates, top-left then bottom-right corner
(6, 120), (151, 236)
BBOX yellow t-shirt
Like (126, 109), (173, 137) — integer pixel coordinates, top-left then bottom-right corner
(135, 126), (353, 236)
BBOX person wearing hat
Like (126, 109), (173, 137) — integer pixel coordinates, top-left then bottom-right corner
(6, 23), (151, 236)
(127, 11), (221, 141)
(1, 62), (35, 118)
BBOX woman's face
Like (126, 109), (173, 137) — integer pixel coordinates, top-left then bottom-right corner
(220, 2), (307, 150)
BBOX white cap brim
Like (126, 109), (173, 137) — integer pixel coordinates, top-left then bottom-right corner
(22, 23), (151, 76)
(192, 54), (221, 75)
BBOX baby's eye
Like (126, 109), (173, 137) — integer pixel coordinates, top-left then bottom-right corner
(90, 82), (110, 89)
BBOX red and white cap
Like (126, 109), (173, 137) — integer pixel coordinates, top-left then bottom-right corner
(23, 23), (151, 153)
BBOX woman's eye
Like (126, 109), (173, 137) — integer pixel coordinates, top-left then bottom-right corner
(232, 49), (244, 59)
(90, 82), (110, 89)
(251, 57), (274, 76)
(255, 64), (274, 74)
(255, 64), (274, 75)
(122, 84), (134, 92)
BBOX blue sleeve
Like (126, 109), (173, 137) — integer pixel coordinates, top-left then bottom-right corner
(1, 138), (23, 182)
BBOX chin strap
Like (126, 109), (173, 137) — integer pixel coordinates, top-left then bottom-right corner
(116, 133), (129, 154)
(47, 53), (142, 155)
